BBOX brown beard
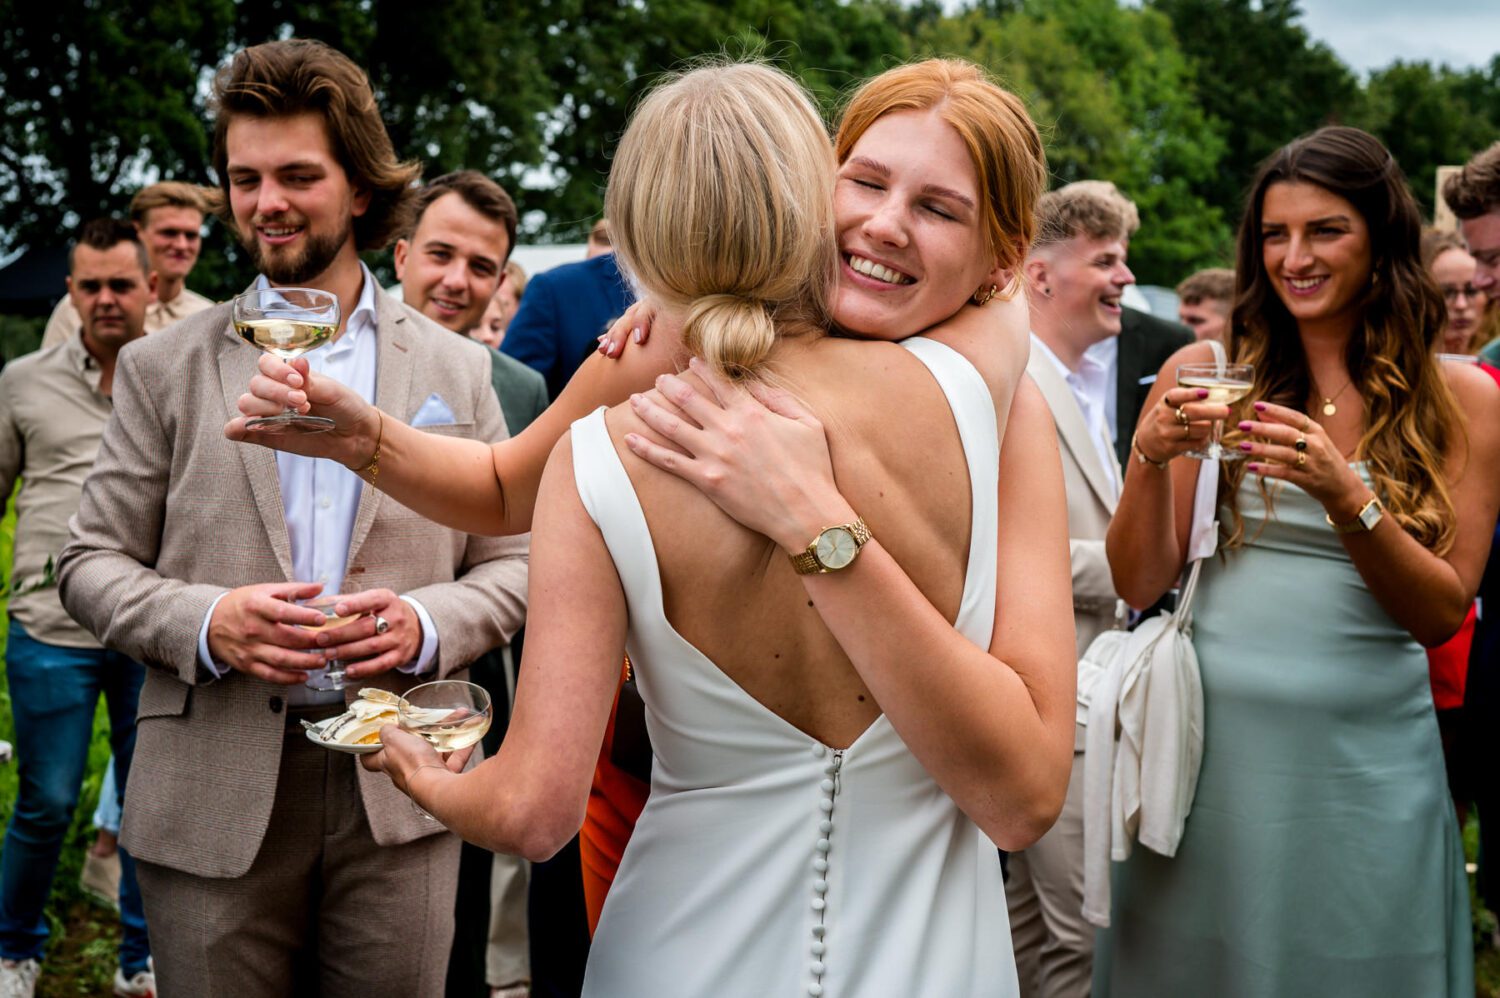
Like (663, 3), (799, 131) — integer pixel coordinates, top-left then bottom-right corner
(239, 215), (353, 285)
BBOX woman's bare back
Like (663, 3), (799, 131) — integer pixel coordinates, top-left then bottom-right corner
(604, 335), (985, 748)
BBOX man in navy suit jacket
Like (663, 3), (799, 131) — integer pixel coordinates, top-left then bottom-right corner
(500, 251), (634, 399)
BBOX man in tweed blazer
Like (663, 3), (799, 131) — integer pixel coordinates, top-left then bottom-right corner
(58, 39), (527, 997)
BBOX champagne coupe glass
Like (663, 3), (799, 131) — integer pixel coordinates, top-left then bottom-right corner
(298, 595), (364, 692)
(232, 287), (339, 433)
(398, 681), (493, 819)
(1176, 362), (1255, 461)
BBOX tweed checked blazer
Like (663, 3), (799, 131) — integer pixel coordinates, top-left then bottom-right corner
(1025, 350), (1123, 660)
(59, 291), (529, 879)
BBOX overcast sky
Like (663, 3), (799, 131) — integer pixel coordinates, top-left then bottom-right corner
(1294, 0), (1499, 73)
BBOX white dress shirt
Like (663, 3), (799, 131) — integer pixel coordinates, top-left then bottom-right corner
(1033, 334), (1120, 497)
(1085, 335), (1120, 447)
(198, 266), (439, 705)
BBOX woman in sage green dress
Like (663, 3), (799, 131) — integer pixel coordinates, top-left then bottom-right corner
(1101, 126), (1500, 996)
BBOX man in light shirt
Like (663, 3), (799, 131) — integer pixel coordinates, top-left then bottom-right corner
(1010, 183), (1135, 998)
(58, 39), (527, 996)
(40, 182), (219, 349)
(0, 219), (157, 998)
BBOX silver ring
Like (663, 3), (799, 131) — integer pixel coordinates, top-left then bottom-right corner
(373, 615), (390, 635)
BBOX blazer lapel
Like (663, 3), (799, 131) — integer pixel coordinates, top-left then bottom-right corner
(1027, 352), (1119, 513)
(217, 305), (296, 580)
(345, 296), (412, 572)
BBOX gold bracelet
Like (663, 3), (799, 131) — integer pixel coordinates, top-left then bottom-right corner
(356, 409), (384, 485)
(1131, 431), (1169, 470)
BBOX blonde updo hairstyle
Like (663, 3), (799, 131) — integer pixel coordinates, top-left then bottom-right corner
(835, 59), (1046, 291)
(606, 63), (837, 380)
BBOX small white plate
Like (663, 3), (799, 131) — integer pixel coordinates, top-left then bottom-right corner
(303, 717), (383, 755)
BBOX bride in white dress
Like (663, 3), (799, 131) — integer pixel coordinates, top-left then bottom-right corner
(364, 63), (1076, 996)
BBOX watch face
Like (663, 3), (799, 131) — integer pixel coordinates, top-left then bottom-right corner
(1359, 500), (1383, 531)
(815, 527), (858, 570)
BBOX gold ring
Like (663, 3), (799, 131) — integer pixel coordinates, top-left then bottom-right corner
(1295, 435), (1307, 452)
(1296, 451), (1307, 468)
(1182, 423), (1192, 439)
(1175, 407), (1190, 426)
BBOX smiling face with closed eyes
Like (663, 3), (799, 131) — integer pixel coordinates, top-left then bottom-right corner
(832, 109), (1006, 341)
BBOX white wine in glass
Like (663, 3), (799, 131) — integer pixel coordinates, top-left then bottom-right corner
(299, 595), (363, 692)
(232, 287), (340, 434)
(399, 681), (492, 752)
(1177, 362), (1254, 461)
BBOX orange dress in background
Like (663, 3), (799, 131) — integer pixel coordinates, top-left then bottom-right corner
(580, 666), (649, 934)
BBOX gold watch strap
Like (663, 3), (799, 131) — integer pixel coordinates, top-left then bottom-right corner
(1326, 495), (1382, 534)
(790, 518), (872, 575)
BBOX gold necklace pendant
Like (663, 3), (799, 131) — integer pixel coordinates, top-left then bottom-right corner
(1322, 398), (1337, 416)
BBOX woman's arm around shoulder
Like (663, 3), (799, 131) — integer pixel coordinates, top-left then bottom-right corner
(367, 430), (629, 858)
(916, 295), (1031, 422)
(485, 330), (680, 534)
(790, 375), (1077, 849)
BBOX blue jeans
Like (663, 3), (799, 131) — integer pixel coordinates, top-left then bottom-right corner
(0, 620), (150, 975)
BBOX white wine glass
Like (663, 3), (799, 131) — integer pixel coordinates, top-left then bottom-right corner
(398, 681), (492, 819)
(1176, 362), (1255, 461)
(232, 287), (339, 433)
(298, 595), (364, 692)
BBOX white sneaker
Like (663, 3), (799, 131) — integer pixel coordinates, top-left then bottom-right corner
(112, 963), (155, 997)
(0, 959), (40, 998)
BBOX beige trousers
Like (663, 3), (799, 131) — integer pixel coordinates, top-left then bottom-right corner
(1007, 728), (1093, 998)
(136, 721), (460, 998)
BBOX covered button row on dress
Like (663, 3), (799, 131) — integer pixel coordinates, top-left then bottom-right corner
(808, 744), (843, 998)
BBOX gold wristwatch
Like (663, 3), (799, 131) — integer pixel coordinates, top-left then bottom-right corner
(789, 518), (872, 575)
(1326, 495), (1384, 534)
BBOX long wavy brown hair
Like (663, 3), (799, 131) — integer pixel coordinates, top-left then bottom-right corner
(1223, 126), (1461, 554)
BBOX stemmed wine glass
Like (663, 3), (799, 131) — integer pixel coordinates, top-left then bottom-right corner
(298, 596), (364, 692)
(1176, 362), (1255, 461)
(398, 681), (493, 818)
(232, 287), (339, 433)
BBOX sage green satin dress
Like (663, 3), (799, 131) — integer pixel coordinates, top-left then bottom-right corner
(1094, 468), (1472, 997)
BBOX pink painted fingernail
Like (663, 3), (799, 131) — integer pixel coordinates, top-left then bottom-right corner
(1238, 421), (1252, 431)
(1247, 462), (1262, 472)
(1239, 442), (1253, 451)
(1197, 389), (1209, 398)
(632, 327), (643, 344)
(1254, 401), (1267, 411)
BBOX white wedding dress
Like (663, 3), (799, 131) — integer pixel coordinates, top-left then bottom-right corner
(574, 337), (1019, 997)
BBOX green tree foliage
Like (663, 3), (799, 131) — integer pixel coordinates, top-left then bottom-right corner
(918, 0), (1231, 284)
(1, 0), (1496, 305)
(0, 1), (236, 252)
(512, 0), (911, 242)
(1355, 58), (1500, 216)
(1148, 0), (1363, 225)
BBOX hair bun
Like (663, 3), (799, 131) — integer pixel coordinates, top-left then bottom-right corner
(683, 294), (776, 379)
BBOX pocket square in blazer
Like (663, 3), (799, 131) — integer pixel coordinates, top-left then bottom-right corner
(412, 392), (457, 427)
